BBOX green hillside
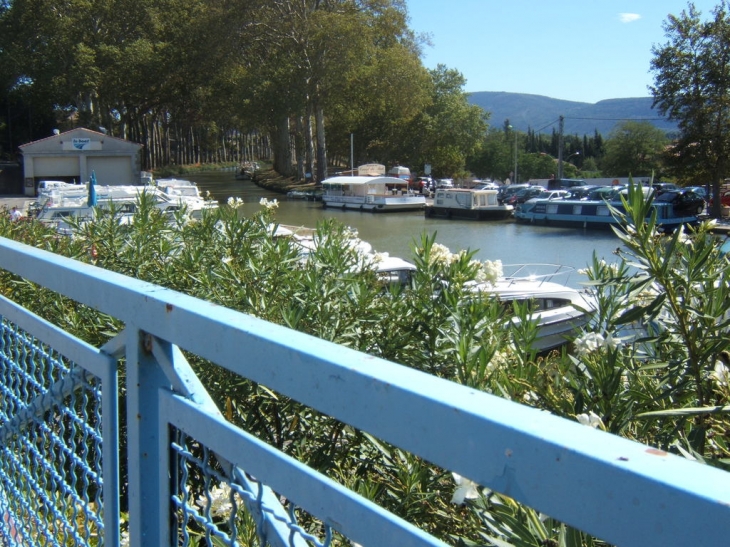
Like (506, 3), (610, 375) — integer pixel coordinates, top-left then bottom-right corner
(468, 91), (677, 136)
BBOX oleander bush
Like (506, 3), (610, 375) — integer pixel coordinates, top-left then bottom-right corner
(0, 183), (727, 546)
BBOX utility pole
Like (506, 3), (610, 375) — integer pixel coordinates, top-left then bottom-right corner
(557, 115), (564, 181)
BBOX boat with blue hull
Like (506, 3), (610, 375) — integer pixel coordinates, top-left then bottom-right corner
(515, 195), (699, 231)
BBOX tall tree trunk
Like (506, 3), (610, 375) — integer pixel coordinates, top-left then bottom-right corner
(315, 103), (327, 182)
(295, 116), (305, 180)
(304, 107), (315, 181)
(272, 116), (294, 176)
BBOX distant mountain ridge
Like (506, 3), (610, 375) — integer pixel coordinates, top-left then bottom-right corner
(468, 91), (677, 136)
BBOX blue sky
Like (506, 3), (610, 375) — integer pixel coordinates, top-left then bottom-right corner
(406, 1), (721, 104)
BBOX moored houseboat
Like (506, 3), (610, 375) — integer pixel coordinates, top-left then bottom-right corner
(425, 188), (514, 220)
(514, 188), (700, 231)
(321, 176), (426, 212)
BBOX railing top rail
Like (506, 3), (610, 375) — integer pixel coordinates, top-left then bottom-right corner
(1, 236), (729, 546)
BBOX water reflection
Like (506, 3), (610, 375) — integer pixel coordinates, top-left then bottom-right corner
(190, 170), (622, 287)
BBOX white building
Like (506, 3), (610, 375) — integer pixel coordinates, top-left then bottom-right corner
(19, 128), (143, 196)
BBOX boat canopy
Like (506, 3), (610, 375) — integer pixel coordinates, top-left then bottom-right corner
(323, 176), (407, 187)
(357, 163), (386, 176)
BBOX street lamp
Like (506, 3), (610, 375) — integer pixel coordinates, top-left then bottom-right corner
(557, 147), (580, 180)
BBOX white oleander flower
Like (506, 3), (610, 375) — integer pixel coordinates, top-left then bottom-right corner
(429, 242), (454, 267)
(259, 197), (279, 209)
(482, 259), (503, 285)
(604, 333), (623, 351)
(451, 473), (480, 505)
(576, 411), (604, 429)
(197, 483), (233, 517)
(574, 332), (605, 356)
(227, 196), (244, 209)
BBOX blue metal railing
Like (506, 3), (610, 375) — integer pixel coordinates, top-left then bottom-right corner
(0, 235), (728, 546)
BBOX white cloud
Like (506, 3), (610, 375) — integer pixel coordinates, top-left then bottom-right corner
(619, 13), (641, 23)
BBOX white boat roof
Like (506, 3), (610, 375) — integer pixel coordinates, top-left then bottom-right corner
(323, 176), (408, 186)
(374, 255), (416, 272)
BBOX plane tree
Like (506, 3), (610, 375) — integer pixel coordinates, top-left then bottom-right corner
(245, 0), (431, 180)
(399, 65), (488, 178)
(650, 1), (730, 216)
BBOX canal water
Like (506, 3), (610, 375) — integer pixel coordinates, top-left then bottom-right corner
(192, 170), (623, 288)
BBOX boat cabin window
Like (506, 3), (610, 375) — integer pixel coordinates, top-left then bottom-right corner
(539, 298), (571, 310)
(455, 192), (470, 207)
(376, 269), (414, 289)
(503, 297), (572, 312)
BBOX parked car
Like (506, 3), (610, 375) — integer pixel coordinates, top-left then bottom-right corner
(473, 181), (500, 190)
(564, 185), (603, 200)
(685, 186), (708, 201)
(651, 182), (680, 195)
(497, 183), (530, 204)
(708, 190), (730, 208)
(506, 186), (545, 206)
(654, 189), (706, 215)
(588, 186), (623, 201)
(436, 179), (454, 189)
(530, 189), (570, 202)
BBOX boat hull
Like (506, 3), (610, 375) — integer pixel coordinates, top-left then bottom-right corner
(426, 205), (513, 220)
(529, 307), (593, 352)
(322, 195), (425, 212)
(515, 199), (698, 231)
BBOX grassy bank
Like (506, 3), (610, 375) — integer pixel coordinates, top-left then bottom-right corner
(152, 162), (316, 196)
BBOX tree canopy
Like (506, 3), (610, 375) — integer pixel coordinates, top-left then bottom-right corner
(650, 0), (730, 216)
(600, 120), (669, 178)
(0, 0), (485, 180)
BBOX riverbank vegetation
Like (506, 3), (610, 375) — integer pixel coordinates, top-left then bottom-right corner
(0, 187), (727, 545)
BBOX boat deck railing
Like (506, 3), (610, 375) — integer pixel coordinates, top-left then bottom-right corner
(0, 237), (727, 546)
(501, 263), (580, 287)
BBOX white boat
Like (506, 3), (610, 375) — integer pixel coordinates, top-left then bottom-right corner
(321, 176), (426, 212)
(370, 254), (417, 289)
(275, 224), (416, 289)
(425, 188), (514, 220)
(34, 183), (215, 234)
(153, 178), (218, 216)
(469, 264), (595, 352)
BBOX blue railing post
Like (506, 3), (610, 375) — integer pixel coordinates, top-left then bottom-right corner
(126, 327), (171, 546)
